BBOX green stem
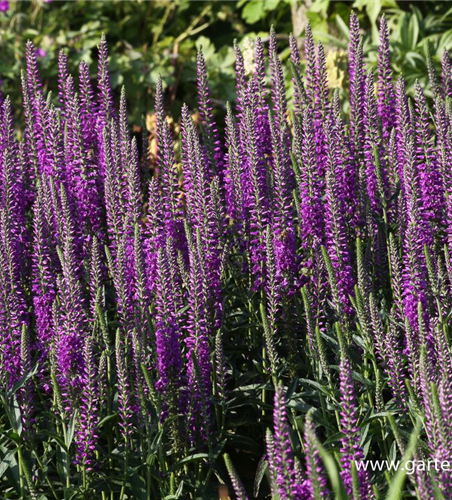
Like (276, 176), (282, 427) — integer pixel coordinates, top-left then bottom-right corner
(262, 346), (267, 420)
(119, 441), (128, 500)
(18, 447), (25, 499)
(32, 447), (60, 500)
(82, 464), (87, 494)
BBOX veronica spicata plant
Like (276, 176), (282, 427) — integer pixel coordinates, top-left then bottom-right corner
(1, 12), (452, 500)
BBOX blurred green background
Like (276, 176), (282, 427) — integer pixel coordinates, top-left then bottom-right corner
(2, 0), (452, 124)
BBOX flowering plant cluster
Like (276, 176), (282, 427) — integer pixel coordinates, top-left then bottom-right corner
(1, 12), (452, 500)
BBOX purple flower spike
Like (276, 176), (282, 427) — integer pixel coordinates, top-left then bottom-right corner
(304, 410), (329, 499)
(339, 353), (372, 499)
(233, 41), (247, 118)
(78, 61), (96, 148)
(413, 80), (445, 225)
(76, 334), (99, 469)
(289, 34), (307, 115)
(155, 77), (184, 250)
(348, 12), (366, 158)
(196, 48), (223, 177)
(96, 33), (115, 128)
(154, 247), (183, 398)
(363, 72), (388, 214)
(270, 387), (304, 500)
(268, 27), (288, 138)
(324, 122), (355, 316)
(442, 50), (452, 100)
(377, 16), (396, 143)
(304, 23), (317, 105)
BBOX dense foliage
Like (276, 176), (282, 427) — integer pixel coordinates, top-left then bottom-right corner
(2, 9), (452, 500)
(3, 1), (452, 122)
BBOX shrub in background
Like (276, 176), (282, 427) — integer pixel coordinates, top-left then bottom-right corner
(2, 0), (452, 122)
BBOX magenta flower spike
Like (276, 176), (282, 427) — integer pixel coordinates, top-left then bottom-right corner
(196, 49), (223, 177)
(377, 16), (396, 143)
(339, 353), (372, 499)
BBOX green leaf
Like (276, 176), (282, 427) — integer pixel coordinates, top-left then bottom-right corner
(56, 444), (69, 481)
(253, 455), (267, 498)
(151, 414), (180, 451)
(241, 1), (265, 24)
(130, 473), (147, 500)
(385, 421), (421, 500)
(98, 412), (119, 428)
(0, 450), (16, 479)
(209, 440), (226, 463)
(178, 453), (209, 465)
(366, 0), (381, 24)
(7, 364), (38, 398)
(317, 442), (348, 500)
(65, 410), (77, 449)
(174, 481), (184, 497)
(335, 13), (350, 40)
(3, 449), (19, 494)
(11, 397), (22, 437)
(408, 14), (419, 50)
(6, 432), (20, 444)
